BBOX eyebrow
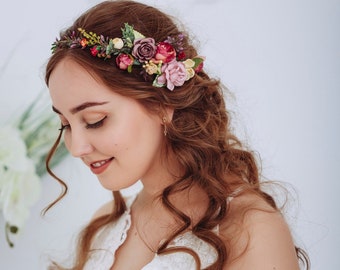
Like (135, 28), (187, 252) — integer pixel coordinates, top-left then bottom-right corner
(52, 101), (109, 115)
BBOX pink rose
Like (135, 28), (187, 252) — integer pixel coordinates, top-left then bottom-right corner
(116, 54), (133, 70)
(155, 42), (176, 63)
(156, 60), (186, 91)
(132, 37), (156, 62)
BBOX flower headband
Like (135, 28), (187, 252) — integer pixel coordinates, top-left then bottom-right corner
(51, 23), (204, 91)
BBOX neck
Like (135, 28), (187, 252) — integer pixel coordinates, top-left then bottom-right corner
(135, 151), (209, 225)
(135, 181), (209, 227)
(139, 150), (181, 199)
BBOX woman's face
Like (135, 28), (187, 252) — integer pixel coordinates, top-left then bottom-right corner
(48, 59), (166, 190)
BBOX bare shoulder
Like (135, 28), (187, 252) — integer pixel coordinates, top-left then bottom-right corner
(221, 192), (300, 270)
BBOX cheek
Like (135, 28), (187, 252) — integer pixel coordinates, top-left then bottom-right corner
(124, 119), (163, 156)
(103, 131), (132, 154)
(103, 123), (157, 159)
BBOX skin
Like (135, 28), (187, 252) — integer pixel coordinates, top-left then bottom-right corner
(221, 195), (301, 270)
(49, 58), (301, 269)
(49, 59), (209, 268)
(49, 58), (172, 192)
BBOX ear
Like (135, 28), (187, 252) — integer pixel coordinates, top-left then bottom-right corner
(164, 107), (174, 122)
(157, 105), (174, 124)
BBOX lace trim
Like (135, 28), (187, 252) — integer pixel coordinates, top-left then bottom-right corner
(83, 196), (135, 270)
(83, 192), (246, 269)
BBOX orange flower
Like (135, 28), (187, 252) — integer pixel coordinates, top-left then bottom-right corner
(80, 38), (88, 48)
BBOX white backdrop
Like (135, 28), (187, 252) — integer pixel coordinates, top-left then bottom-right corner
(0, 0), (339, 269)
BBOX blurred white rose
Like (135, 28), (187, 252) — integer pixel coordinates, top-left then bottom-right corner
(0, 126), (41, 233)
(0, 126), (29, 171)
(0, 93), (68, 247)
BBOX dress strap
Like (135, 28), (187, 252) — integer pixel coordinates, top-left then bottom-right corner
(125, 194), (138, 211)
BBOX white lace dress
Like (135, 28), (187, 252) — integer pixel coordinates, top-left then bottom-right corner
(83, 196), (218, 270)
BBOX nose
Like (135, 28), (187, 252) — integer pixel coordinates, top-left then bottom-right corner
(70, 143), (93, 158)
(65, 129), (94, 158)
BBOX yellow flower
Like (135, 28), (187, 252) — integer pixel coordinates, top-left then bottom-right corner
(183, 59), (195, 68)
(182, 59), (196, 80)
(186, 68), (195, 80)
(143, 60), (161, 75)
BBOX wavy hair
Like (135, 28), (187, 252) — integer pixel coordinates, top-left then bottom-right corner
(44, 1), (309, 269)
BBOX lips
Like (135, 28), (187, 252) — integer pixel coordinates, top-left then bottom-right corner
(90, 157), (114, 174)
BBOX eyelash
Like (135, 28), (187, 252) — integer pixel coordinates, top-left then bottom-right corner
(86, 116), (107, 129)
(58, 116), (107, 132)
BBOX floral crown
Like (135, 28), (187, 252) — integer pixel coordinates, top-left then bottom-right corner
(51, 23), (204, 91)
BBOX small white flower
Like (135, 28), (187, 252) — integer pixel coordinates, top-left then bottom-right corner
(112, 38), (124, 49)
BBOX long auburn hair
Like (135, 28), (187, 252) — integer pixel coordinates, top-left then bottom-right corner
(44, 1), (309, 269)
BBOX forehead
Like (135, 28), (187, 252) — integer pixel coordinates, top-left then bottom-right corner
(49, 59), (99, 92)
(48, 59), (113, 107)
(48, 59), (155, 118)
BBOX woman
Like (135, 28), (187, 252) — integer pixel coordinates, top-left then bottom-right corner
(45, 0), (309, 269)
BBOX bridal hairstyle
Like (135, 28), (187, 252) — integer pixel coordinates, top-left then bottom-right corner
(44, 1), (309, 269)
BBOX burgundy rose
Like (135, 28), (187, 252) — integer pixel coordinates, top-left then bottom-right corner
(90, 46), (99, 56)
(177, 51), (186, 60)
(116, 53), (133, 70)
(156, 60), (186, 91)
(132, 37), (156, 62)
(155, 42), (176, 63)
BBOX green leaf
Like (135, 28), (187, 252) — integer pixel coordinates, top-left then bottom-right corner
(133, 29), (145, 40)
(121, 23), (136, 43)
(192, 57), (204, 69)
(106, 39), (115, 55)
(127, 65), (132, 73)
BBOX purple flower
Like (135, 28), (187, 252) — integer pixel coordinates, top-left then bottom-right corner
(156, 60), (187, 91)
(132, 37), (156, 62)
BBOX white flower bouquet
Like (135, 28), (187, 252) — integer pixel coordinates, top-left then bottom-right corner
(0, 93), (68, 247)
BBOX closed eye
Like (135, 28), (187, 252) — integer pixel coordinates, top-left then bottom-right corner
(86, 116), (107, 129)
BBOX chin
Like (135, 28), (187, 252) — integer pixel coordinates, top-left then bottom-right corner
(97, 176), (136, 191)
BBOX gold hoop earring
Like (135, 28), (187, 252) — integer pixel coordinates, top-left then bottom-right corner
(162, 116), (168, 136)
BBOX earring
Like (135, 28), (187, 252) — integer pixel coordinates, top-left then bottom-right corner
(162, 116), (168, 136)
